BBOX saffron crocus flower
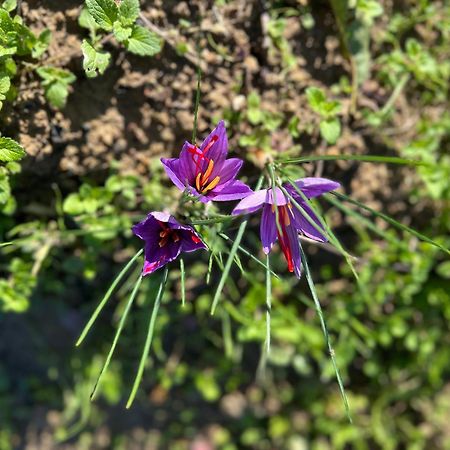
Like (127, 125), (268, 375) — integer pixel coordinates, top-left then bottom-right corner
(161, 120), (252, 203)
(232, 178), (340, 278)
(132, 212), (206, 276)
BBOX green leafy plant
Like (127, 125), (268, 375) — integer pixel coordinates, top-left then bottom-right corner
(0, 0), (75, 109)
(79, 0), (162, 78)
(305, 87), (342, 144)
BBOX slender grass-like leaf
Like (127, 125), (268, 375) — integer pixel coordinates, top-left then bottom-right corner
(326, 194), (404, 246)
(330, 191), (450, 255)
(126, 266), (169, 409)
(278, 155), (425, 165)
(210, 218), (249, 315)
(180, 258), (186, 307)
(76, 249), (143, 347)
(192, 46), (202, 144)
(268, 164), (283, 236)
(90, 274), (143, 400)
(299, 242), (352, 423)
(210, 176), (264, 315)
(222, 310), (234, 359)
(206, 253), (214, 284)
(218, 232), (280, 279)
(278, 182), (359, 282)
(265, 254), (272, 355)
(190, 215), (235, 225)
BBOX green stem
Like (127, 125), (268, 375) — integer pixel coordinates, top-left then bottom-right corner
(126, 266), (169, 408)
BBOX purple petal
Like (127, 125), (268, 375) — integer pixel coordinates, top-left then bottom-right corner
(232, 189), (268, 215)
(143, 240), (182, 276)
(260, 204), (277, 254)
(178, 141), (198, 183)
(180, 229), (207, 252)
(132, 213), (160, 241)
(198, 120), (228, 173)
(285, 222), (302, 278)
(160, 158), (188, 191)
(210, 180), (252, 201)
(215, 158), (243, 185)
(287, 177), (340, 199)
(291, 202), (327, 242)
(265, 187), (288, 205)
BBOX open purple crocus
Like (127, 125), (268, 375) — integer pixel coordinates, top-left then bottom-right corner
(232, 178), (340, 278)
(161, 120), (252, 203)
(132, 212), (206, 276)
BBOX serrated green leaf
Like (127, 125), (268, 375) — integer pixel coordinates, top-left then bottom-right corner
(0, 137), (26, 162)
(81, 39), (110, 78)
(125, 25), (161, 56)
(36, 66), (76, 84)
(118, 0), (139, 26)
(31, 29), (51, 58)
(78, 7), (99, 31)
(320, 118), (341, 144)
(306, 86), (326, 113)
(113, 21), (132, 42)
(85, 0), (118, 31)
(45, 81), (69, 108)
(0, 74), (10, 94)
(2, 0), (16, 12)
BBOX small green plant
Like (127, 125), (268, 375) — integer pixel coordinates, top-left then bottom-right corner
(305, 87), (342, 144)
(79, 0), (162, 78)
(0, 0), (75, 108)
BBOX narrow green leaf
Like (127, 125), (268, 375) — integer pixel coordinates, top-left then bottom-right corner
(265, 254), (272, 355)
(326, 193), (404, 246)
(206, 253), (213, 284)
(210, 219), (249, 315)
(0, 137), (25, 162)
(278, 154), (425, 165)
(126, 266), (168, 408)
(218, 233), (280, 278)
(85, 0), (118, 31)
(211, 176), (264, 315)
(90, 274), (143, 400)
(192, 44), (201, 144)
(299, 242), (352, 423)
(76, 249), (143, 346)
(330, 191), (450, 255)
(180, 258), (186, 307)
(278, 180), (359, 282)
(125, 25), (161, 56)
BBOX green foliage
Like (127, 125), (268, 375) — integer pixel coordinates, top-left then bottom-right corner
(36, 66), (76, 108)
(81, 39), (110, 78)
(0, 137), (25, 162)
(81, 0), (162, 77)
(306, 87), (342, 144)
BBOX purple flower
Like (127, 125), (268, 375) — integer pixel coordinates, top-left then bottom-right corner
(232, 178), (340, 278)
(161, 120), (252, 203)
(132, 212), (206, 276)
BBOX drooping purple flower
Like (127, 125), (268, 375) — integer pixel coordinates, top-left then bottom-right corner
(232, 178), (340, 278)
(132, 212), (206, 276)
(161, 120), (252, 203)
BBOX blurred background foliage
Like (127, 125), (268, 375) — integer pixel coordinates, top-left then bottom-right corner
(0, 0), (449, 449)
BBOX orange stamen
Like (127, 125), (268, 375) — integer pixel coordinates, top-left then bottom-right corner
(195, 173), (202, 191)
(200, 159), (215, 185)
(202, 176), (221, 193)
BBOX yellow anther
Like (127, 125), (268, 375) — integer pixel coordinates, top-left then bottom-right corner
(195, 172), (202, 191)
(201, 159), (215, 186)
(202, 176), (221, 193)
